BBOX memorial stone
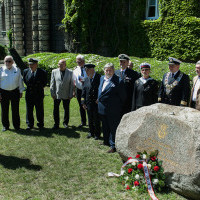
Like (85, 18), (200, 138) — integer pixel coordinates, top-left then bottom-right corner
(116, 103), (200, 200)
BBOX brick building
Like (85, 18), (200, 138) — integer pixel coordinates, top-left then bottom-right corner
(0, 0), (65, 55)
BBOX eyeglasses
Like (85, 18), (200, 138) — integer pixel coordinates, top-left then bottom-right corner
(5, 60), (12, 63)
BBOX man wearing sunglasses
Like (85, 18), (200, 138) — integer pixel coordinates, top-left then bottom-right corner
(0, 56), (25, 131)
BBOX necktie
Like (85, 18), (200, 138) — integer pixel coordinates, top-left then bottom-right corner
(172, 73), (174, 78)
(81, 67), (84, 77)
(90, 78), (93, 84)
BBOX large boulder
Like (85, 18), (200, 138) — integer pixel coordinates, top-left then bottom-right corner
(116, 103), (200, 200)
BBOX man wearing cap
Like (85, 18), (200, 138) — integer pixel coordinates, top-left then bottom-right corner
(158, 57), (190, 106)
(81, 64), (101, 139)
(23, 58), (47, 130)
(98, 63), (126, 153)
(189, 61), (200, 110)
(131, 63), (158, 111)
(50, 59), (74, 129)
(115, 54), (140, 115)
(0, 56), (25, 131)
(73, 55), (87, 127)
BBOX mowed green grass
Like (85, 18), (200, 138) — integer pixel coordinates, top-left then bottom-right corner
(0, 88), (186, 200)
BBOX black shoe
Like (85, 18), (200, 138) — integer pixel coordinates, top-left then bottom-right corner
(15, 127), (20, 131)
(2, 127), (9, 132)
(52, 125), (59, 130)
(26, 126), (33, 130)
(78, 123), (86, 128)
(94, 136), (100, 140)
(107, 148), (116, 153)
(99, 142), (109, 146)
(39, 127), (45, 131)
(63, 123), (68, 128)
(87, 133), (93, 139)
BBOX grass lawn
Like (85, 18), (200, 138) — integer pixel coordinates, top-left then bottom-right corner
(0, 88), (186, 200)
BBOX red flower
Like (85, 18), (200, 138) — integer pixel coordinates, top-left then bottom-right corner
(136, 154), (140, 158)
(128, 168), (133, 173)
(154, 166), (160, 172)
(137, 164), (143, 169)
(134, 181), (140, 186)
(151, 156), (156, 161)
(128, 157), (132, 160)
(126, 185), (130, 190)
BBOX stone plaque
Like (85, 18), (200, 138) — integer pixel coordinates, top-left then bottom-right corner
(116, 103), (200, 200)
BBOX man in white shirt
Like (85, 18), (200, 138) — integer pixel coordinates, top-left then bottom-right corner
(190, 61), (200, 110)
(73, 55), (87, 127)
(0, 56), (24, 131)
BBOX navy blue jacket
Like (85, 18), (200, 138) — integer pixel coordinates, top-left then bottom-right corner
(98, 74), (126, 117)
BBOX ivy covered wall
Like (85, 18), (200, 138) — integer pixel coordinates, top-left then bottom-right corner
(62, 0), (200, 62)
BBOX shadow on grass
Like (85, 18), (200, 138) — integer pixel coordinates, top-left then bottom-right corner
(12, 126), (81, 138)
(0, 154), (42, 171)
(53, 125), (81, 138)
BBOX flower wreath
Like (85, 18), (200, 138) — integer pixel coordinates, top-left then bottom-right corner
(119, 150), (165, 199)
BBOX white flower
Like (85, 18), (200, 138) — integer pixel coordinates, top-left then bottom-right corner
(132, 161), (136, 166)
(153, 179), (159, 184)
(125, 176), (129, 181)
(135, 174), (140, 180)
(143, 154), (147, 159)
(147, 164), (151, 169)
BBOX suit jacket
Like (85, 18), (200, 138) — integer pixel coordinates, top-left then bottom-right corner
(98, 74), (126, 117)
(158, 70), (190, 106)
(189, 75), (200, 110)
(50, 68), (74, 100)
(131, 77), (158, 111)
(81, 73), (101, 110)
(23, 68), (47, 100)
(115, 68), (140, 113)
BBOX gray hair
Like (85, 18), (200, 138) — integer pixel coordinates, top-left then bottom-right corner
(196, 60), (200, 65)
(4, 55), (14, 61)
(76, 54), (85, 61)
(104, 63), (115, 70)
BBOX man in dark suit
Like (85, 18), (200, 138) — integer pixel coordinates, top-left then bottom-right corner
(98, 63), (126, 153)
(115, 54), (140, 115)
(132, 63), (158, 111)
(23, 58), (47, 130)
(158, 57), (190, 106)
(81, 64), (101, 140)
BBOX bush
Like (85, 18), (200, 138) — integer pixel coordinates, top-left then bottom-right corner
(23, 53), (196, 85)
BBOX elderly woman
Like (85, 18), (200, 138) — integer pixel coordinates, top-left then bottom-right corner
(131, 63), (158, 111)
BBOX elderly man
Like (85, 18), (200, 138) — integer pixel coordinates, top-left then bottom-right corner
(23, 58), (47, 130)
(98, 63), (126, 153)
(73, 55), (87, 127)
(189, 61), (200, 110)
(131, 63), (158, 111)
(158, 57), (190, 106)
(81, 64), (101, 139)
(0, 56), (24, 131)
(50, 59), (74, 129)
(115, 54), (140, 115)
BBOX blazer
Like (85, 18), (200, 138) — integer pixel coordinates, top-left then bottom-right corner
(115, 68), (140, 113)
(81, 73), (101, 110)
(189, 75), (200, 110)
(98, 74), (126, 117)
(158, 70), (190, 106)
(131, 77), (158, 111)
(50, 68), (74, 100)
(23, 68), (47, 100)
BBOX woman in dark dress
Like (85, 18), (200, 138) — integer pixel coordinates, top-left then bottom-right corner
(131, 63), (158, 111)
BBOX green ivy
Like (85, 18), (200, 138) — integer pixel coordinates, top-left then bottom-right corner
(62, 0), (200, 62)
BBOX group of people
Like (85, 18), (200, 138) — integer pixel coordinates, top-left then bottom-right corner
(0, 54), (199, 153)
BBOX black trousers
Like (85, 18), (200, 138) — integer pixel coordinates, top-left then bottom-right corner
(76, 88), (86, 124)
(26, 97), (44, 128)
(87, 107), (101, 137)
(53, 99), (70, 127)
(0, 88), (20, 129)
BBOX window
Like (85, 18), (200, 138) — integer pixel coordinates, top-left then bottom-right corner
(146, 0), (159, 20)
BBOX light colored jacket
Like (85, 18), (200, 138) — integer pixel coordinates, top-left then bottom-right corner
(190, 75), (200, 110)
(50, 68), (74, 99)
